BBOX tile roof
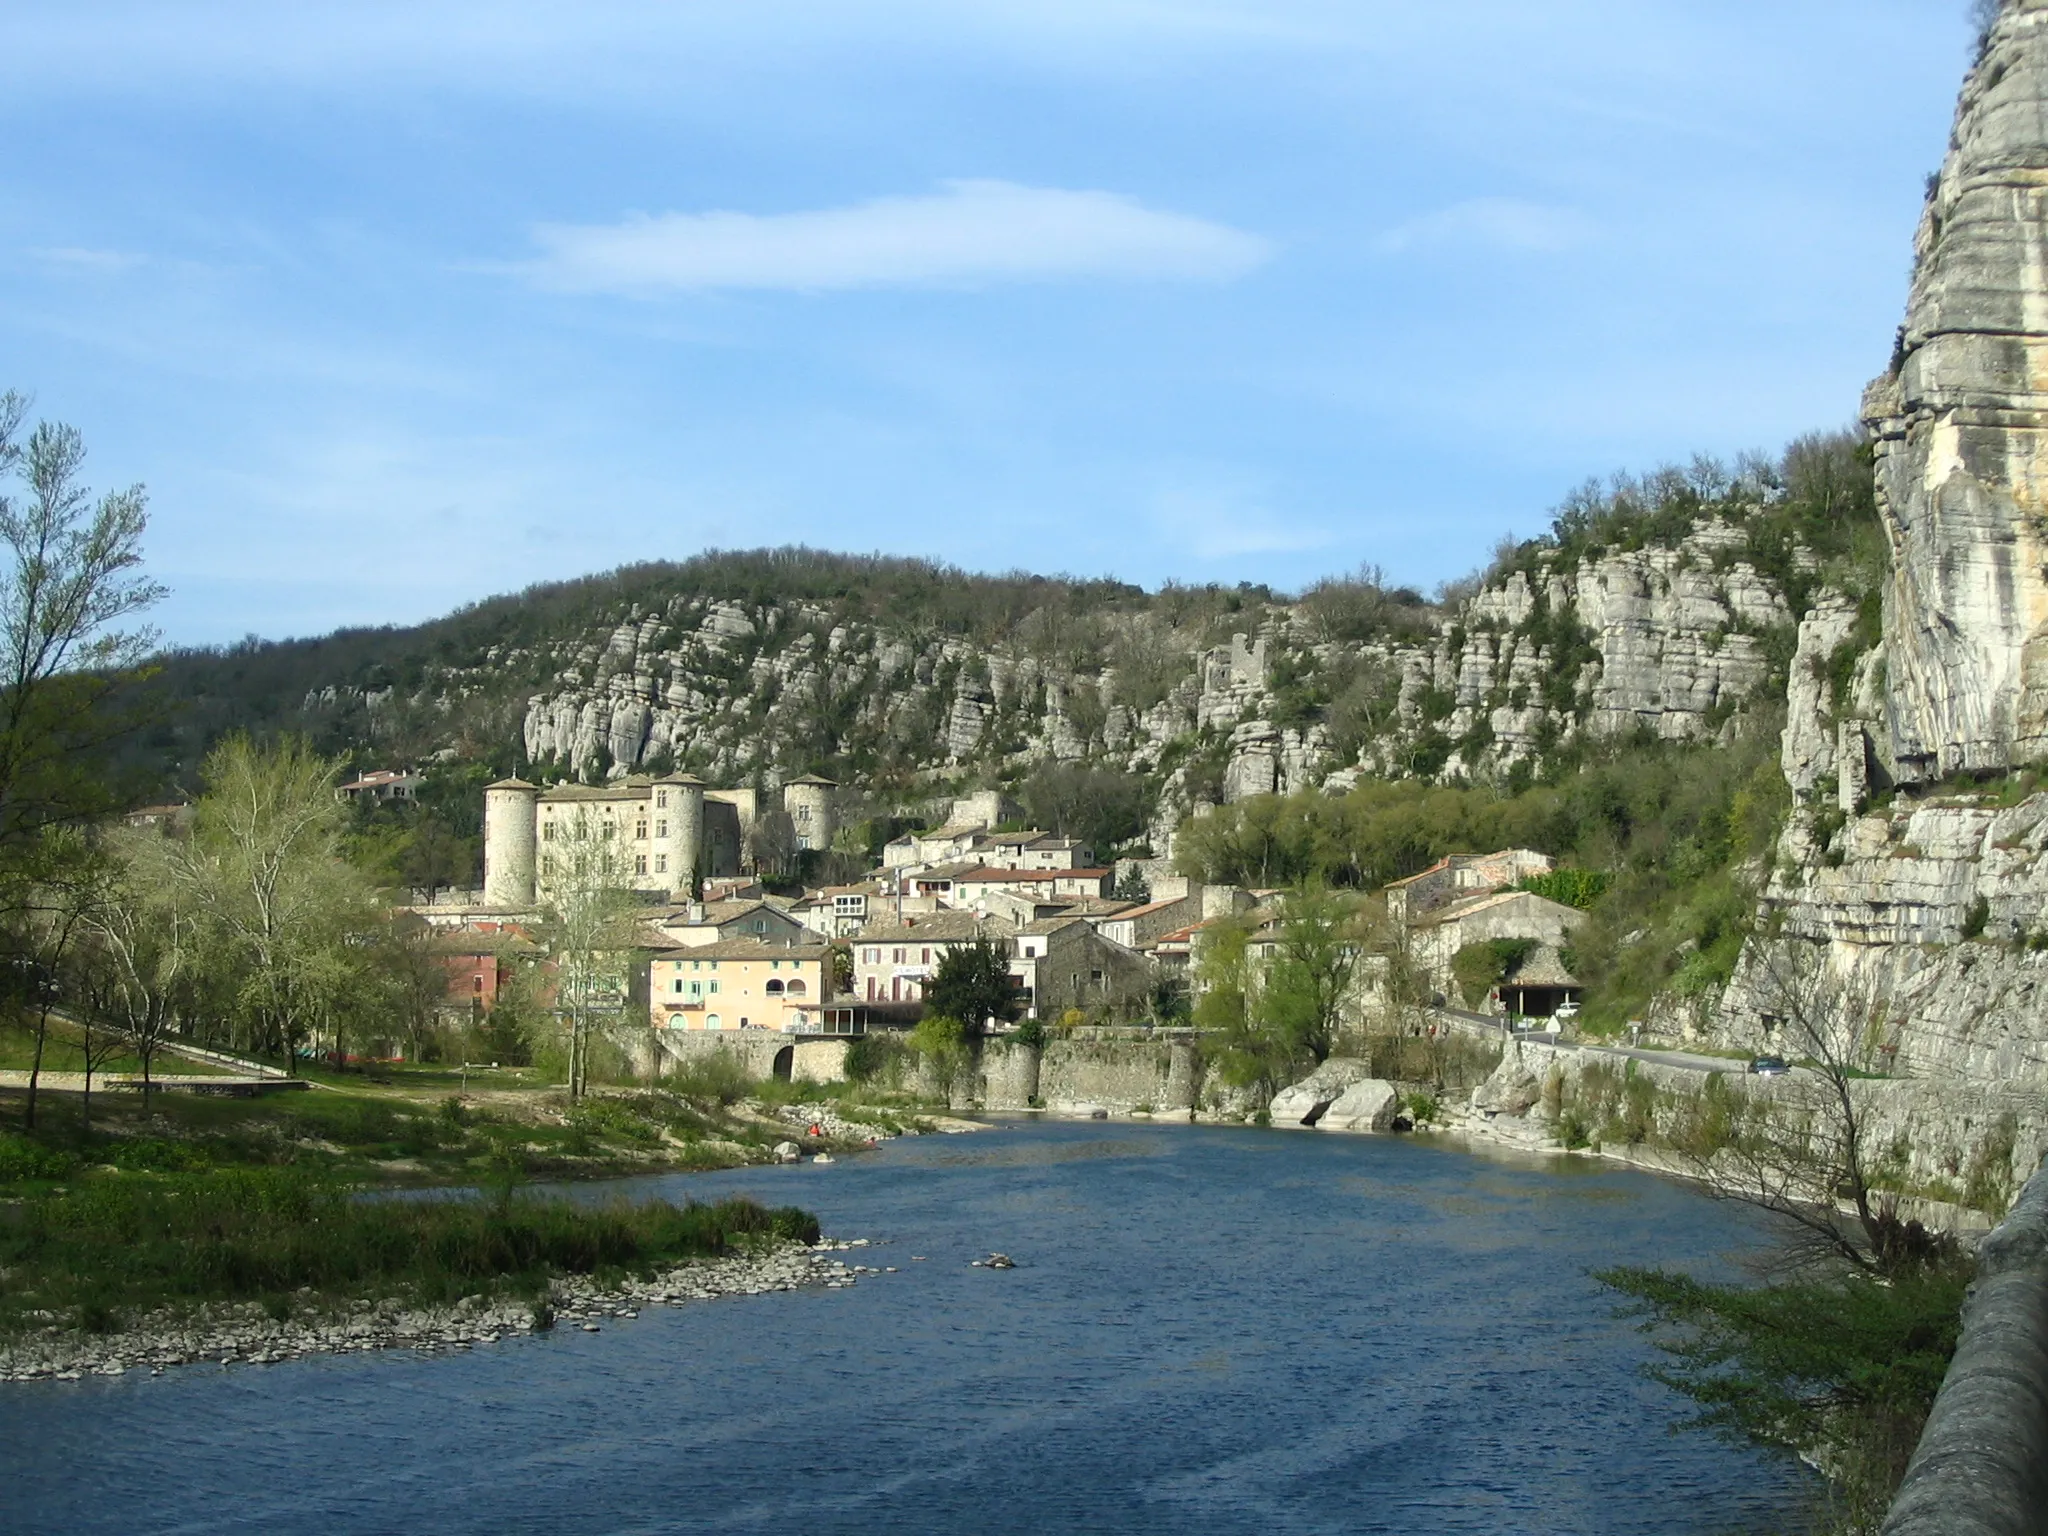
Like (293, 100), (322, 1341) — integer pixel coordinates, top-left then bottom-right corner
(657, 937), (832, 962)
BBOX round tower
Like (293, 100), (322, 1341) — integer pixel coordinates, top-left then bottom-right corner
(653, 772), (706, 901)
(482, 778), (541, 908)
(782, 773), (838, 854)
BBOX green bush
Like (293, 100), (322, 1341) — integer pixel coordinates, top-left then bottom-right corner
(668, 1048), (754, 1106)
(1451, 939), (1536, 1009)
(1517, 868), (1611, 909)
(0, 1134), (75, 1183)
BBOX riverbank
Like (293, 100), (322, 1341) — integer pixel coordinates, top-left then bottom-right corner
(0, 1236), (887, 1384)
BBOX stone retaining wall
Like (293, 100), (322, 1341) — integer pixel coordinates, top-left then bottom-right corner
(1882, 1160), (2048, 1536)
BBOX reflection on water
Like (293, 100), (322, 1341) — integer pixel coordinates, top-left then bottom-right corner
(0, 1120), (1809, 1536)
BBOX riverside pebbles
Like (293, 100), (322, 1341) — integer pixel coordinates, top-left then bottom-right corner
(0, 1239), (881, 1385)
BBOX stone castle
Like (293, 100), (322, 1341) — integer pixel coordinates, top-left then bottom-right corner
(481, 771), (837, 908)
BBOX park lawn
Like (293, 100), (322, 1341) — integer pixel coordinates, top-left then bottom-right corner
(0, 1020), (236, 1077)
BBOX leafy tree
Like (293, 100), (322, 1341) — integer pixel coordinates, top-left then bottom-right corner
(1451, 938), (1536, 1010)
(924, 939), (1017, 1036)
(167, 735), (384, 1070)
(1254, 888), (1363, 1069)
(0, 391), (164, 864)
(1111, 865), (1151, 904)
(1515, 868), (1610, 909)
(1598, 1264), (1968, 1534)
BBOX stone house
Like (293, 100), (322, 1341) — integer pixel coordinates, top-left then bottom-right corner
(950, 866), (1113, 908)
(1091, 892), (1206, 950)
(337, 769), (420, 804)
(1384, 849), (1554, 925)
(1409, 889), (1586, 1016)
(651, 899), (810, 949)
(645, 938), (831, 1032)
(790, 884), (883, 939)
(1009, 917), (1150, 1022)
(852, 911), (1014, 1005)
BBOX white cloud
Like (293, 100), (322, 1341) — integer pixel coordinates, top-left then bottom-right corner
(516, 180), (1272, 294)
(1374, 197), (1592, 256)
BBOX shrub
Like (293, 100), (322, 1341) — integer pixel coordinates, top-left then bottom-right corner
(1961, 896), (1990, 941)
(0, 1135), (75, 1183)
(669, 1048), (754, 1106)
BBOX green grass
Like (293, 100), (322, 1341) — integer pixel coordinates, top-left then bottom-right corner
(0, 1169), (819, 1331)
(0, 1021), (235, 1077)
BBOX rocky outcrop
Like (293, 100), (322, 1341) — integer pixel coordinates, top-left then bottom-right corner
(1319, 1078), (1402, 1132)
(1716, 789), (2048, 1085)
(1864, 0), (2048, 782)
(1268, 1058), (1379, 1126)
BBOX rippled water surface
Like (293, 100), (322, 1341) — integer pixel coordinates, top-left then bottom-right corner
(0, 1119), (1808, 1535)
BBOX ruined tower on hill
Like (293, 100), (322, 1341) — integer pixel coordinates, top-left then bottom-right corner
(1865, 0), (2048, 780)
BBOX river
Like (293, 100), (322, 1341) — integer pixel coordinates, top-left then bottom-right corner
(0, 1119), (1810, 1534)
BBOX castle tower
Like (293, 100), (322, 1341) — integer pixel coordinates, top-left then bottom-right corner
(782, 773), (838, 853)
(652, 772), (705, 901)
(482, 778), (540, 908)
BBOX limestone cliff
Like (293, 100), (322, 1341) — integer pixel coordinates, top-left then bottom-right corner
(1865, 0), (2048, 781)
(1711, 4), (2048, 1089)
(328, 503), (1805, 854)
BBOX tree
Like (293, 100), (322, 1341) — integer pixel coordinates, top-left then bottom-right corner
(76, 826), (192, 1105)
(924, 939), (1017, 1036)
(0, 393), (164, 864)
(537, 805), (638, 1098)
(744, 806), (799, 880)
(169, 735), (384, 1070)
(6, 832), (100, 1129)
(1019, 762), (1149, 857)
(1110, 865), (1151, 904)
(1598, 944), (1971, 1529)
(1256, 888), (1363, 1069)
(399, 816), (464, 903)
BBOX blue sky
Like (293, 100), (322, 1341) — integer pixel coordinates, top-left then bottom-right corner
(0, 1), (1980, 646)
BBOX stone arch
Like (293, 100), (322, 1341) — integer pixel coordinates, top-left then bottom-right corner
(772, 1045), (794, 1082)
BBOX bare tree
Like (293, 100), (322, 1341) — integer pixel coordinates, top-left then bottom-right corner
(1672, 943), (1938, 1276)
(79, 828), (191, 1106)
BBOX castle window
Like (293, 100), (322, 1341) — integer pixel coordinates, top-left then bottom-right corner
(656, 791), (668, 809)
(656, 820), (667, 838)
(541, 856), (555, 876)
(635, 821), (648, 840)
(635, 855), (648, 876)
(654, 855), (668, 874)
(542, 823), (556, 842)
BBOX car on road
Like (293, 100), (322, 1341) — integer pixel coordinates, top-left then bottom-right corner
(1747, 1055), (1791, 1076)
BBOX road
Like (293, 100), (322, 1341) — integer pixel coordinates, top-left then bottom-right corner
(1426, 1005), (1761, 1077)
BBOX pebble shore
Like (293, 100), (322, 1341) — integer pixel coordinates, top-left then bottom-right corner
(0, 1238), (891, 1385)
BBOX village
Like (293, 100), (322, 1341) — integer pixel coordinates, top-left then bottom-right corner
(368, 766), (1590, 1079)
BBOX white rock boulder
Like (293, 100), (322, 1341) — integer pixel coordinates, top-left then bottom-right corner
(1318, 1079), (1401, 1133)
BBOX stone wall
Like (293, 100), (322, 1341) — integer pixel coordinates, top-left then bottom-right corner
(1475, 1037), (2045, 1217)
(1881, 1158), (2048, 1535)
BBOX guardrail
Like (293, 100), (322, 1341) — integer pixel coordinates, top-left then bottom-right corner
(1881, 1159), (2048, 1536)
